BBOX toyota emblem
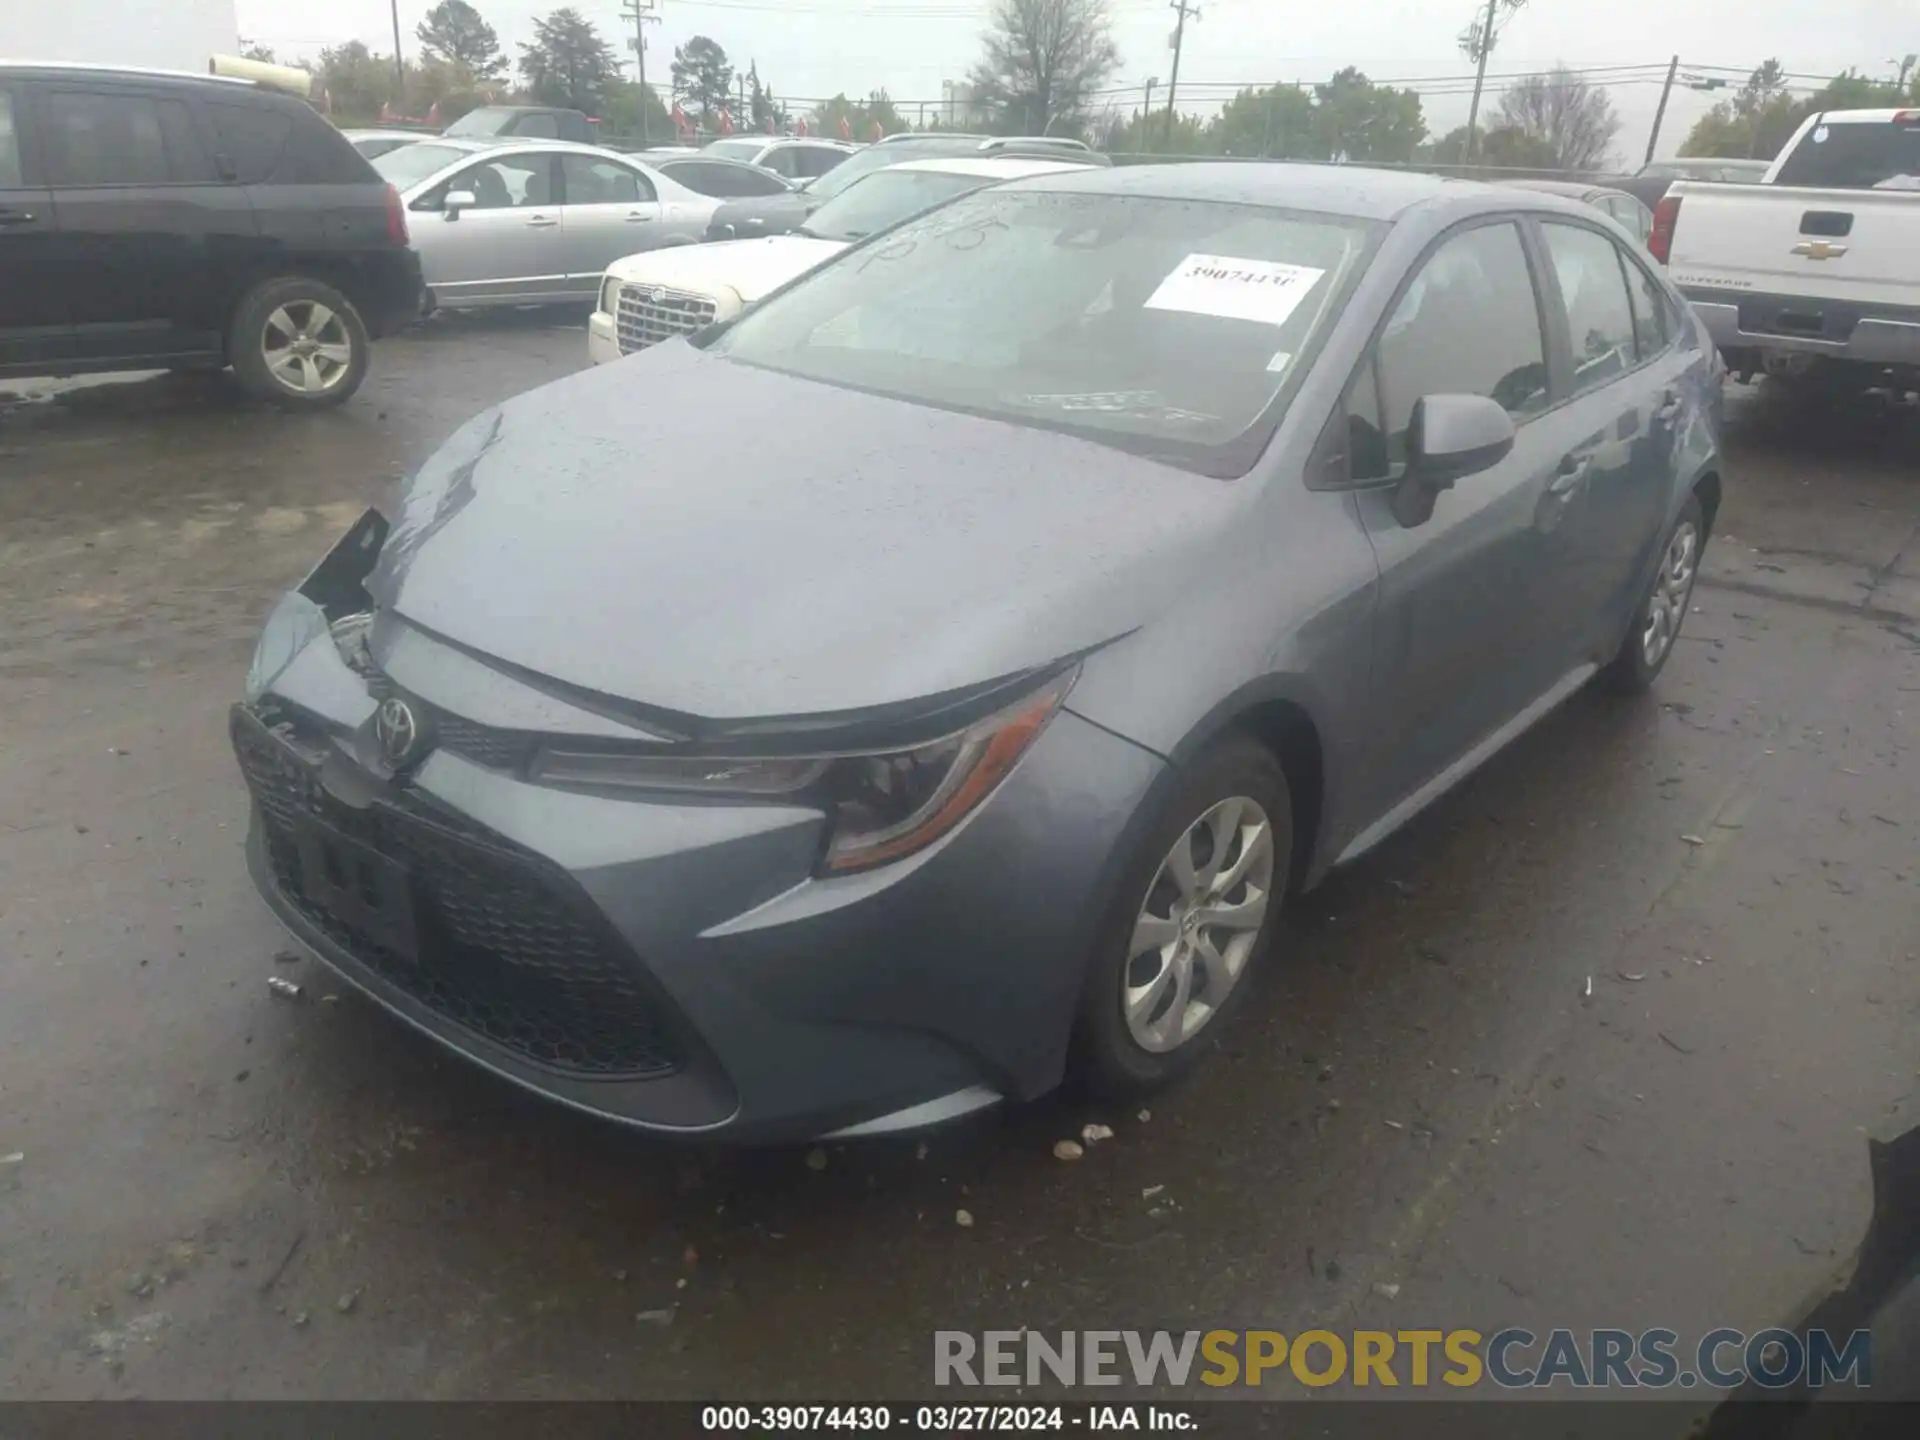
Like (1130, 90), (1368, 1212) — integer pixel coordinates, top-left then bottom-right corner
(375, 696), (425, 768)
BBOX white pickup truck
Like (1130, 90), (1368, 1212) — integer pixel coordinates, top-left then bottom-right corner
(1655, 108), (1920, 393)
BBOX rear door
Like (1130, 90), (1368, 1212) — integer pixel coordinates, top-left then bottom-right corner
(38, 82), (251, 362)
(557, 153), (662, 290)
(423, 149), (566, 304)
(1346, 217), (1587, 817)
(1532, 217), (1678, 656)
(0, 80), (68, 368)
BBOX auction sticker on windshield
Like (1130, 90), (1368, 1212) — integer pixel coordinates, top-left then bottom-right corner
(1144, 254), (1326, 328)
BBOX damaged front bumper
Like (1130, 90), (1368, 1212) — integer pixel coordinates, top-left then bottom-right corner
(231, 512), (1164, 1142)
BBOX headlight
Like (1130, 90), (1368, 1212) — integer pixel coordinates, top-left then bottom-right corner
(244, 591), (329, 702)
(531, 669), (1076, 874)
(599, 277), (620, 314)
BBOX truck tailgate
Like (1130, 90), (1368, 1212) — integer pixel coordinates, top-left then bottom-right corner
(1667, 182), (1920, 306)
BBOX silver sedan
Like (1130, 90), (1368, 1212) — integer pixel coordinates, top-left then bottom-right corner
(371, 139), (721, 309)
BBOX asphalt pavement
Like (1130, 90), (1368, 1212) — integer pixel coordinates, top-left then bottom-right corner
(2, 318), (1916, 1404)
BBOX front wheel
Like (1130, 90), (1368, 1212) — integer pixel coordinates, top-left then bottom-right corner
(229, 277), (369, 408)
(1075, 737), (1293, 1097)
(1599, 492), (1705, 695)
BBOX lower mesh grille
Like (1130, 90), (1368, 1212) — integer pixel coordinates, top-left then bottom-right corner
(232, 707), (683, 1079)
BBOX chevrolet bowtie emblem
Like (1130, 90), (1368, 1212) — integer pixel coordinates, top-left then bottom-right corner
(1791, 240), (1849, 260)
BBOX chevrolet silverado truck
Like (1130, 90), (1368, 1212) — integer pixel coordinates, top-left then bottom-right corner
(1655, 108), (1920, 395)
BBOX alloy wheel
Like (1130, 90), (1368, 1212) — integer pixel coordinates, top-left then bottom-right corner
(1124, 795), (1275, 1054)
(1641, 520), (1700, 669)
(261, 301), (355, 396)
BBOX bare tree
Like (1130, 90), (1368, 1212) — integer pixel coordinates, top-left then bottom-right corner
(1495, 65), (1622, 171)
(968, 0), (1121, 136)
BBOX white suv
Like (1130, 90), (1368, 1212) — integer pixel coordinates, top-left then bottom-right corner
(586, 155), (1091, 365)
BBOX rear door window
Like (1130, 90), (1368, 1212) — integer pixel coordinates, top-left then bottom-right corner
(796, 145), (847, 178)
(0, 91), (23, 187)
(1622, 251), (1671, 362)
(1540, 221), (1639, 397)
(42, 92), (170, 185)
(662, 160), (784, 197)
(760, 146), (803, 179)
(560, 154), (651, 203)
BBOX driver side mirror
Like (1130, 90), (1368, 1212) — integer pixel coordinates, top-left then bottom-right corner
(1391, 393), (1515, 528)
(442, 189), (477, 220)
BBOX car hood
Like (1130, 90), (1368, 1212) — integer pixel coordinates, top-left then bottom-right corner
(366, 344), (1244, 722)
(606, 235), (845, 303)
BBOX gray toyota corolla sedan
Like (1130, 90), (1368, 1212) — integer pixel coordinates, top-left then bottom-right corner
(233, 164), (1724, 1142)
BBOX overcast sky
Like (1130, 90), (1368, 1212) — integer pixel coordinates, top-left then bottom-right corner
(234, 0), (1916, 160)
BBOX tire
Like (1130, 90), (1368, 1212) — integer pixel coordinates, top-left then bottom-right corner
(1598, 492), (1706, 695)
(1074, 736), (1294, 1098)
(229, 277), (370, 408)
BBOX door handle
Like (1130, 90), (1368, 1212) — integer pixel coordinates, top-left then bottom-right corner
(0, 208), (37, 225)
(1654, 392), (1683, 424)
(523, 214), (558, 228)
(1548, 454), (1593, 495)
(624, 212), (654, 222)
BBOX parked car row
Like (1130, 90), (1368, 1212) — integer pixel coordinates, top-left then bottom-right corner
(587, 155), (1096, 363)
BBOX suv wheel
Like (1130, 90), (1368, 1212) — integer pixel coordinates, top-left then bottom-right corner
(230, 278), (369, 408)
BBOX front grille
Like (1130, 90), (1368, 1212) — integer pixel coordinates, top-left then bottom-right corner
(364, 673), (537, 774)
(616, 285), (718, 353)
(232, 708), (683, 1079)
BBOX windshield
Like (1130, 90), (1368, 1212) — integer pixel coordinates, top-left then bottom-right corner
(1774, 119), (1920, 189)
(372, 142), (473, 189)
(802, 170), (991, 241)
(801, 144), (932, 201)
(711, 190), (1376, 470)
(705, 138), (767, 163)
(444, 110), (515, 137)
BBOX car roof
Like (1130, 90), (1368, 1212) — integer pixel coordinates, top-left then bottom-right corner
(0, 60), (259, 91)
(884, 155), (1095, 179)
(409, 136), (637, 158)
(1499, 177), (1628, 201)
(344, 128), (425, 139)
(1800, 108), (1920, 125)
(996, 161), (1482, 220)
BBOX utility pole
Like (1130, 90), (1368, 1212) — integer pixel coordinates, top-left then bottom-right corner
(1644, 54), (1680, 165)
(1164, 1), (1199, 151)
(621, 0), (660, 143)
(1462, 0), (1497, 163)
(389, 0), (405, 96)
(1143, 75), (1157, 144)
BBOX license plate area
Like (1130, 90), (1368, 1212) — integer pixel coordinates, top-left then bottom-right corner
(295, 817), (419, 962)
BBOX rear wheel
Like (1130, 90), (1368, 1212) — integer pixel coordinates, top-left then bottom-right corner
(1599, 492), (1704, 695)
(1075, 737), (1292, 1097)
(229, 277), (369, 408)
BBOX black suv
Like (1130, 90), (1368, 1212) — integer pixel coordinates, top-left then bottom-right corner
(0, 64), (424, 407)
